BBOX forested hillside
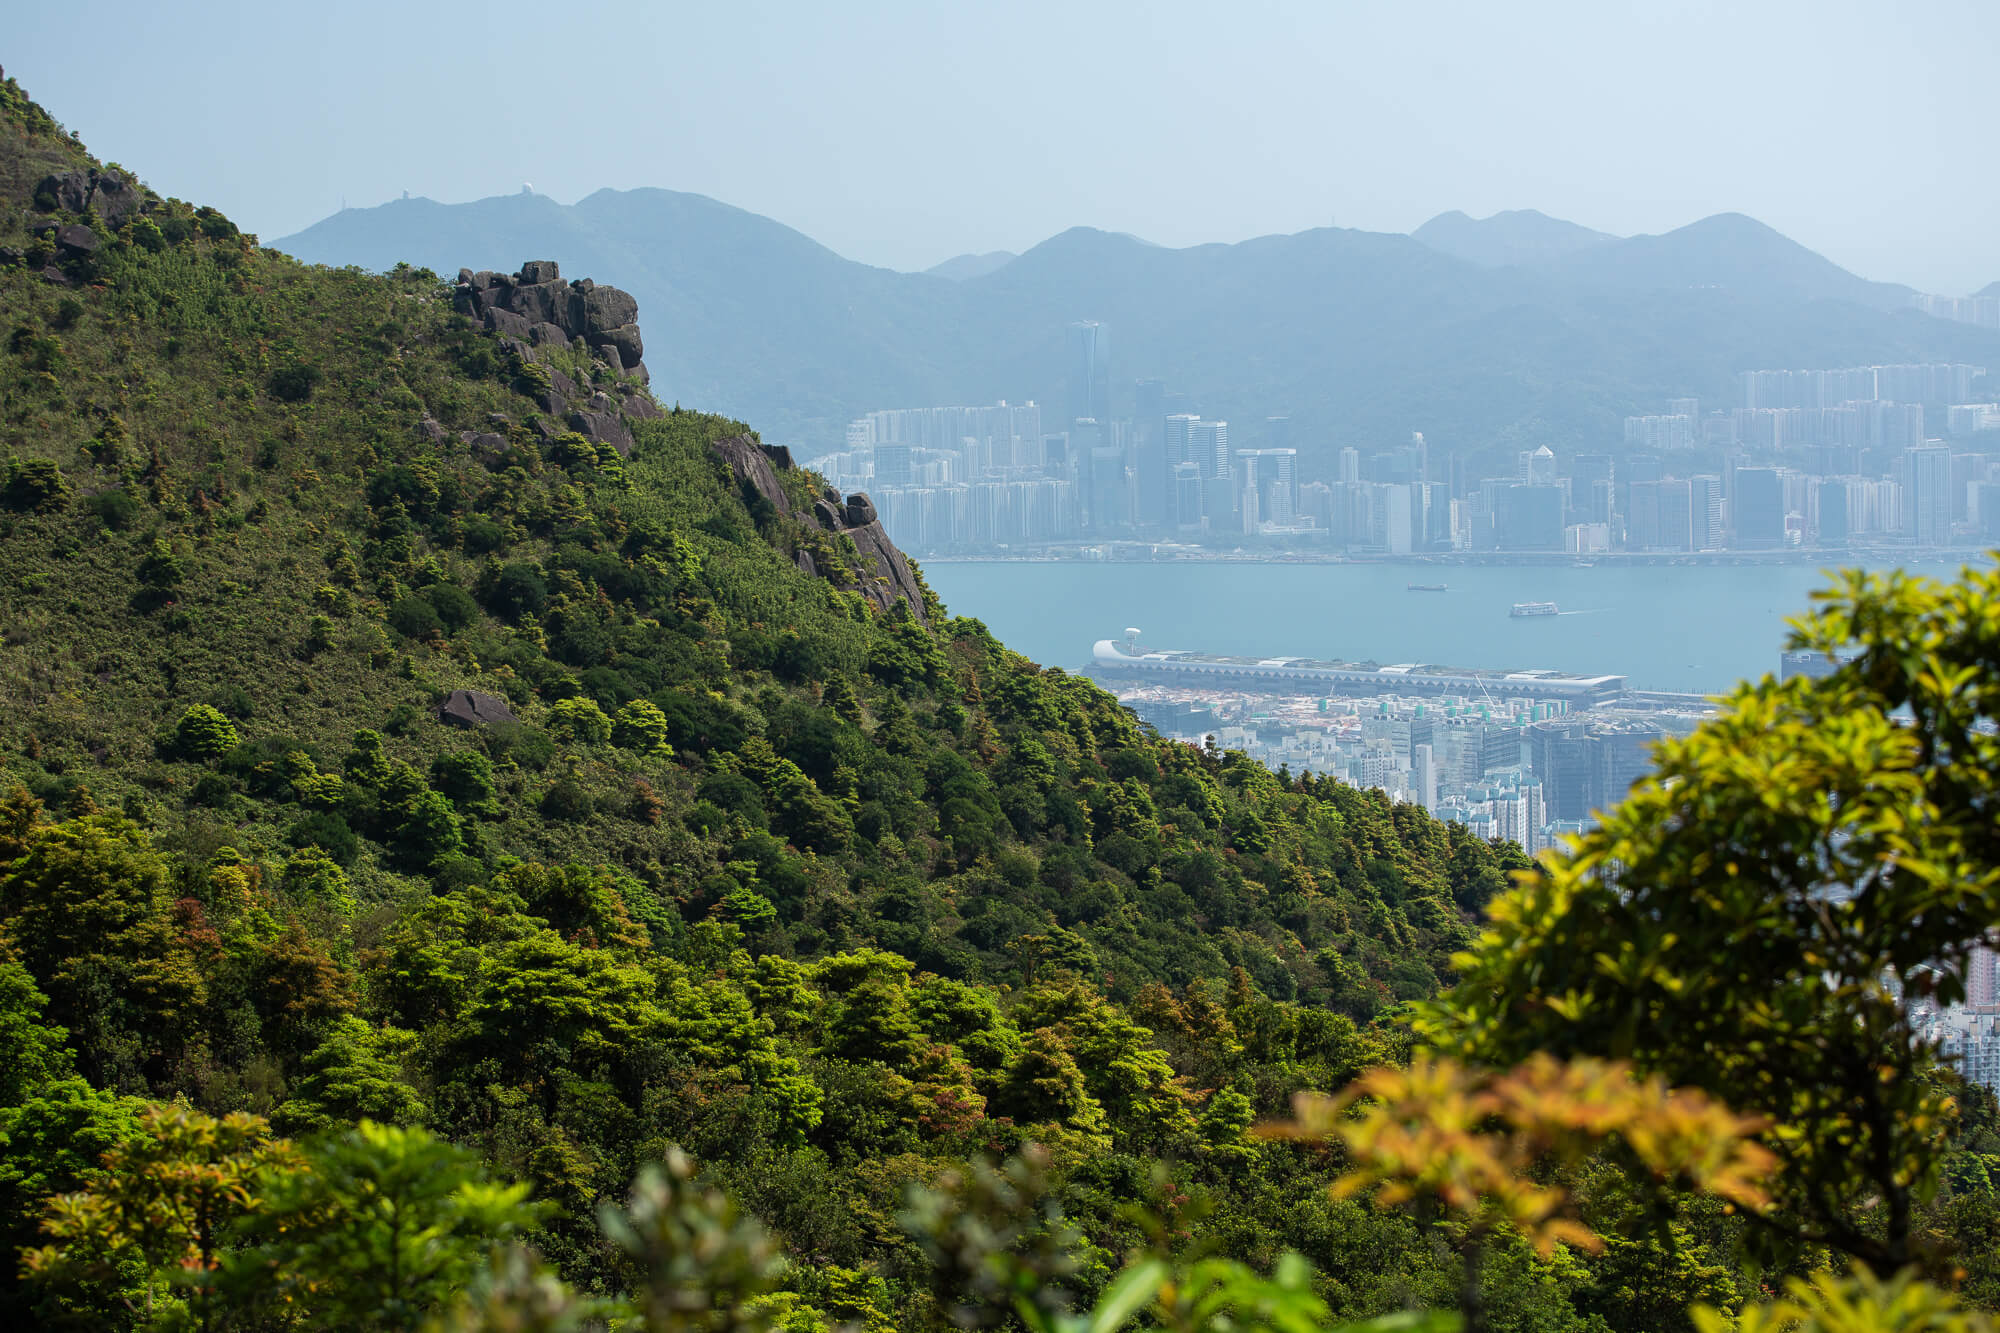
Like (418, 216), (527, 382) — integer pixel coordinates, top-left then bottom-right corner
(8, 73), (2000, 1333)
(0, 73), (1563, 1328)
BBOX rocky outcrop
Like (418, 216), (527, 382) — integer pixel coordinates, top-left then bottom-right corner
(35, 167), (147, 229)
(453, 261), (649, 382)
(838, 505), (930, 626)
(450, 259), (662, 454)
(708, 432), (928, 625)
(712, 433), (794, 518)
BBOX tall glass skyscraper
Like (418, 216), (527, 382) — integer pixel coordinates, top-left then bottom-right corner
(1066, 321), (1111, 427)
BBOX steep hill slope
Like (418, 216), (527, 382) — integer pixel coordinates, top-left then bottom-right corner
(276, 191), (2000, 467)
(1411, 208), (1619, 268)
(0, 74), (1569, 1327)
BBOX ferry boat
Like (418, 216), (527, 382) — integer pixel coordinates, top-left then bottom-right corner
(1406, 582), (1448, 592)
(1510, 601), (1560, 618)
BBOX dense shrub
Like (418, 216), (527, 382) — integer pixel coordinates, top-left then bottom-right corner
(386, 595), (441, 640)
(168, 704), (239, 761)
(2, 457), (69, 512)
(547, 697), (612, 744)
(267, 361), (321, 402)
(84, 487), (138, 529)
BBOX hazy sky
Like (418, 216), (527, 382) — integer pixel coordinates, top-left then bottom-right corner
(13, 0), (1999, 292)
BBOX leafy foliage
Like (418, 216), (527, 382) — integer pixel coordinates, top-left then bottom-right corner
(1423, 563), (2000, 1275)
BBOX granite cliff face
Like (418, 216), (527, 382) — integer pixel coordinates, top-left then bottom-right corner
(710, 434), (928, 625)
(456, 259), (926, 625)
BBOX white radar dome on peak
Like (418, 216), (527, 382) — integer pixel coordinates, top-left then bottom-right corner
(1124, 627), (1143, 641)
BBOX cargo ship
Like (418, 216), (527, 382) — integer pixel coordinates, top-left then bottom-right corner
(1510, 601), (1560, 618)
(1406, 582), (1448, 592)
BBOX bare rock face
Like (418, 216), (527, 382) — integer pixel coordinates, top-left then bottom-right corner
(482, 306), (531, 339)
(567, 406), (634, 457)
(713, 433), (794, 518)
(592, 323), (643, 369)
(709, 432), (927, 625)
(36, 168), (143, 225)
(583, 285), (638, 331)
(90, 169), (144, 228)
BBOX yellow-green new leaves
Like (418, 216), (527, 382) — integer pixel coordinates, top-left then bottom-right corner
(1264, 1053), (1776, 1258)
(1693, 1265), (1996, 1333)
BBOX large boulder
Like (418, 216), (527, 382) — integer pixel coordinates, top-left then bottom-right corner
(482, 306), (531, 339)
(582, 285), (638, 332)
(438, 689), (516, 728)
(507, 280), (568, 327)
(34, 170), (90, 213)
(592, 323), (643, 369)
(54, 224), (98, 255)
(843, 493), (877, 527)
(91, 169), (142, 228)
(518, 259), (560, 285)
(568, 407), (634, 458)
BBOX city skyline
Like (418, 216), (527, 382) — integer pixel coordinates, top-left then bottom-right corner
(817, 335), (1998, 558)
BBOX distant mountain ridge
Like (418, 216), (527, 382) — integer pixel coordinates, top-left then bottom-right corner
(276, 191), (2000, 463)
(926, 250), (1016, 280)
(1533, 212), (1915, 310)
(1412, 208), (1619, 268)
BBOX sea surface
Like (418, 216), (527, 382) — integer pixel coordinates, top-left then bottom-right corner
(921, 557), (1988, 694)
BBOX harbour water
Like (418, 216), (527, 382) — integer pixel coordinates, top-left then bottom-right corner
(922, 557), (1989, 694)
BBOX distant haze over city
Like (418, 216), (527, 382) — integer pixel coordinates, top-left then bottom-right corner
(11, 0), (2000, 294)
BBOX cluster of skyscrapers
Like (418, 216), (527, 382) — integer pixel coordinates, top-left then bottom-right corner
(811, 321), (1311, 550)
(1600, 363), (1996, 551)
(811, 323), (1994, 556)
